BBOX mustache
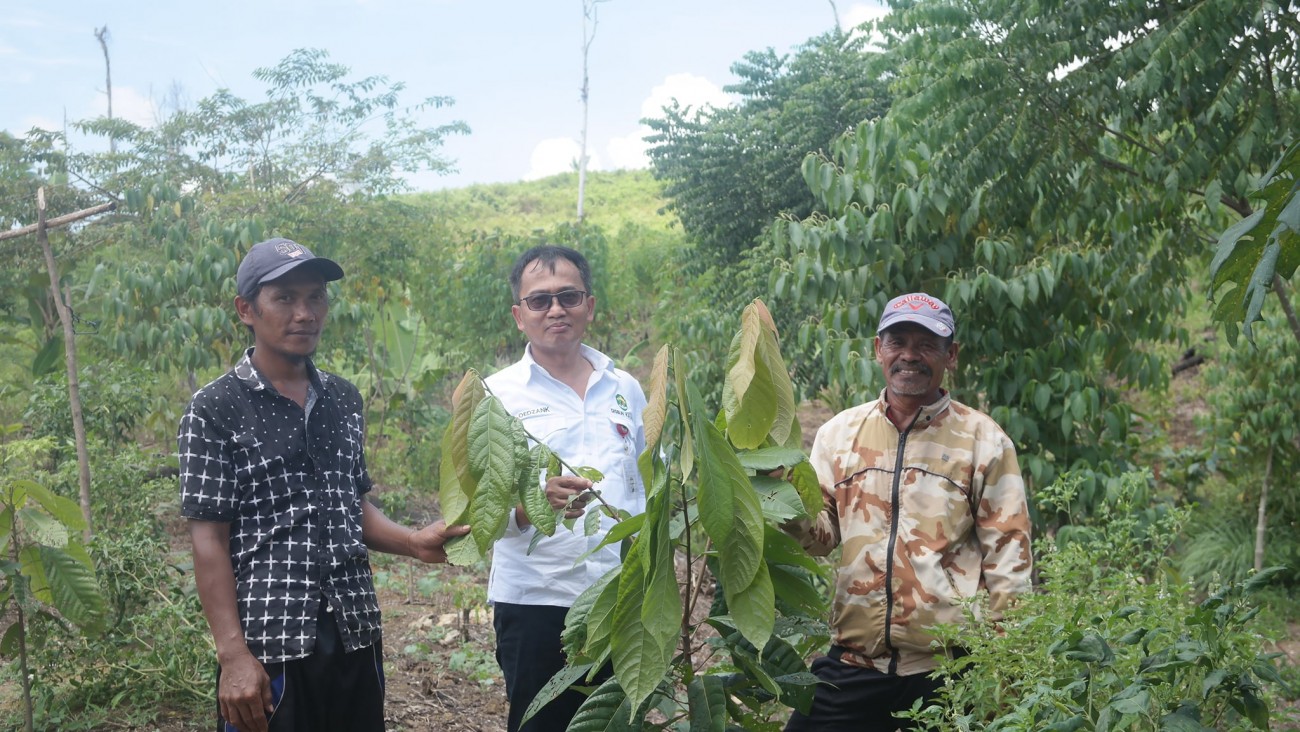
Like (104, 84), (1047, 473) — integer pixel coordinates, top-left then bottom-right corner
(890, 362), (932, 376)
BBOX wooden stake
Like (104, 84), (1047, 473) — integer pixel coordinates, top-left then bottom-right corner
(36, 188), (95, 540)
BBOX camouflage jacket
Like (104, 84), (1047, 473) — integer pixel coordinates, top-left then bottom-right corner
(787, 390), (1032, 675)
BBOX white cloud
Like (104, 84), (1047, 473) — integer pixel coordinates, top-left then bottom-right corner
(526, 137), (603, 180)
(111, 86), (158, 127)
(605, 129), (652, 170)
(599, 73), (732, 172)
(640, 72), (731, 122)
(843, 3), (891, 48)
(16, 115), (60, 134)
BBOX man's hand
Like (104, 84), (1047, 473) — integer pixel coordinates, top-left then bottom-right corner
(218, 650), (273, 732)
(408, 520), (471, 564)
(546, 474), (594, 518)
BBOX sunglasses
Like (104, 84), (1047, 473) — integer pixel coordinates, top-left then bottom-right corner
(518, 289), (589, 311)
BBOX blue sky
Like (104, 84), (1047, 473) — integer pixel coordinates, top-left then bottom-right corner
(1, 0), (887, 190)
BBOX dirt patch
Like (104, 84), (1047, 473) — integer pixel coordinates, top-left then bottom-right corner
(377, 583), (508, 732)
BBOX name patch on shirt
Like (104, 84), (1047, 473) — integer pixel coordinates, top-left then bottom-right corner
(516, 406), (551, 418)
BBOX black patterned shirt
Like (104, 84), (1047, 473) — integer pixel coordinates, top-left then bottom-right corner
(178, 349), (381, 663)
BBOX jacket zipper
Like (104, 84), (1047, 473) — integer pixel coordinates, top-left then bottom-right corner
(883, 409), (921, 675)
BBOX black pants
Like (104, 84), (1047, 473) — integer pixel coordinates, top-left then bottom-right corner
(783, 653), (946, 732)
(493, 602), (592, 732)
(217, 603), (385, 732)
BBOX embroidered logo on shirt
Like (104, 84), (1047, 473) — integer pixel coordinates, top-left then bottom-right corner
(615, 394), (629, 411)
(516, 406), (551, 418)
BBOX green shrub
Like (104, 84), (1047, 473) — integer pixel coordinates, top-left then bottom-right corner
(906, 471), (1287, 731)
(10, 522), (211, 730)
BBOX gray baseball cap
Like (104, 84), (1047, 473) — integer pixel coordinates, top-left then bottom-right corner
(236, 238), (344, 300)
(877, 293), (955, 338)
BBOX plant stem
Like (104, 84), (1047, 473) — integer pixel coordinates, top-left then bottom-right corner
(677, 475), (694, 674)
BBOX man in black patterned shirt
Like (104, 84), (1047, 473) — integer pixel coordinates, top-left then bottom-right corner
(180, 238), (467, 732)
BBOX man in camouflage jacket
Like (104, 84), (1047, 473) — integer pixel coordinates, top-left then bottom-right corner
(783, 292), (1033, 732)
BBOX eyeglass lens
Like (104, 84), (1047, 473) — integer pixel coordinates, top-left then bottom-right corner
(523, 290), (586, 311)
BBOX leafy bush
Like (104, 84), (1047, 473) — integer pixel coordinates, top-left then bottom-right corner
(907, 472), (1288, 731)
(24, 362), (155, 446)
(19, 523), (212, 729)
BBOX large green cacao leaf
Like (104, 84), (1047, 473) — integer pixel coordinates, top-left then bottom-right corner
(721, 300), (797, 449)
(519, 444), (557, 536)
(752, 300), (798, 448)
(14, 479), (85, 531)
(569, 677), (636, 732)
(789, 461), (824, 518)
(769, 563), (827, 617)
(687, 675), (727, 732)
(690, 384), (763, 592)
(736, 447), (807, 472)
(443, 535), (482, 566)
(468, 396), (529, 554)
(18, 508), (69, 548)
(580, 569), (623, 661)
(563, 568), (620, 660)
(18, 545), (50, 603)
(642, 345), (670, 451)
(24, 545), (105, 632)
(675, 349), (695, 480)
(762, 525), (825, 574)
(640, 491), (681, 646)
(441, 371), (485, 523)
(610, 496), (675, 717)
(522, 661), (595, 727)
(438, 425), (471, 526)
(726, 561), (774, 654)
(721, 308), (776, 449)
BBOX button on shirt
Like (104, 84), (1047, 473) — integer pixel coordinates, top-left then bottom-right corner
(178, 350), (381, 663)
(485, 344), (647, 607)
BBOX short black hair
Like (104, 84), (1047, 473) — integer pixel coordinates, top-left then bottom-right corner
(509, 245), (592, 300)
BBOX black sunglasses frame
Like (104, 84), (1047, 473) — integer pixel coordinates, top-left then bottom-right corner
(518, 289), (589, 311)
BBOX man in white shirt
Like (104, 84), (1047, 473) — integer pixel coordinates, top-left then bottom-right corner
(485, 245), (647, 732)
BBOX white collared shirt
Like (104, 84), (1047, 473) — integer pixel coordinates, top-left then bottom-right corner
(484, 344), (648, 607)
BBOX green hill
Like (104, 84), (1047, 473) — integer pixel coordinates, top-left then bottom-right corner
(407, 169), (679, 236)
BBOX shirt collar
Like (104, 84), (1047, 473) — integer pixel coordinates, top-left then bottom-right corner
(233, 347), (327, 394)
(874, 388), (951, 429)
(521, 343), (612, 383)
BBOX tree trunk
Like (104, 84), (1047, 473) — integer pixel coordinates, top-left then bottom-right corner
(37, 189), (94, 540)
(1254, 443), (1272, 572)
(577, 1), (603, 224)
(95, 26), (115, 154)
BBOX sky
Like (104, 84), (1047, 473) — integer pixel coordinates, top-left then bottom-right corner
(0, 0), (888, 191)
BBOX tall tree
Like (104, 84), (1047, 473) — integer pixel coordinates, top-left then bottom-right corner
(772, 0), (1297, 503)
(645, 30), (893, 401)
(647, 30), (890, 267)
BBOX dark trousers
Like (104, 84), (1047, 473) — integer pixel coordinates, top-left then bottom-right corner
(783, 653), (945, 732)
(493, 602), (589, 732)
(217, 604), (385, 732)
